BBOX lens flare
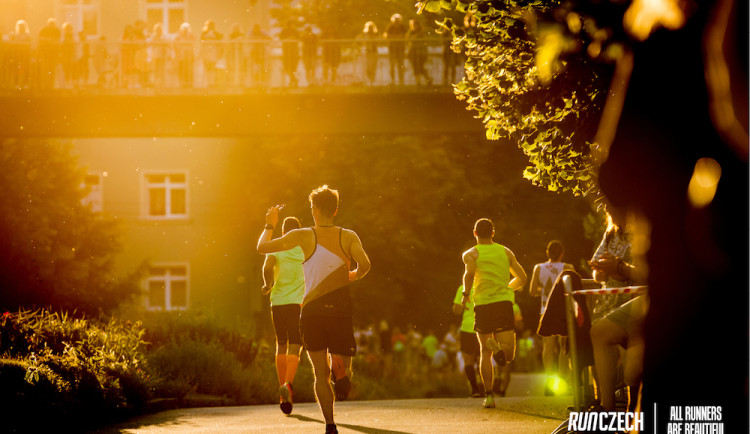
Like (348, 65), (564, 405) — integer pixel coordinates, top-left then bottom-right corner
(687, 157), (722, 208)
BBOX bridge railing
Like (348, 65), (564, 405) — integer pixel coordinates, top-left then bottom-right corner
(0, 38), (466, 93)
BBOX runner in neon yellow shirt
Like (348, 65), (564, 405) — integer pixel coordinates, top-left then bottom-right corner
(262, 216), (305, 415)
(461, 218), (527, 409)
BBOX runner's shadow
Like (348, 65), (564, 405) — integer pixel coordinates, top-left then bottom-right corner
(287, 414), (411, 434)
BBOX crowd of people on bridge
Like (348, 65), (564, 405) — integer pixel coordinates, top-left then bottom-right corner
(256, 185), (645, 433)
(0, 15), (469, 91)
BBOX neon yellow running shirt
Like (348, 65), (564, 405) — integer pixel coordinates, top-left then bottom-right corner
(472, 243), (513, 306)
(453, 285), (475, 333)
(268, 245), (305, 306)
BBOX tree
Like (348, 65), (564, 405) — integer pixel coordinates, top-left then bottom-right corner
(230, 134), (591, 332)
(0, 140), (140, 315)
(417, 0), (621, 196)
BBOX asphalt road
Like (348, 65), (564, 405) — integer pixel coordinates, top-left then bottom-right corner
(96, 374), (572, 434)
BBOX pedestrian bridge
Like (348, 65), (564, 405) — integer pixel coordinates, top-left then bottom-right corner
(0, 39), (483, 137)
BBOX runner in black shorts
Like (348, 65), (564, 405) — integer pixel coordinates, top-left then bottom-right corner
(258, 186), (371, 434)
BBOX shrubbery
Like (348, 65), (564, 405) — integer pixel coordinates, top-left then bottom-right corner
(0, 309), (150, 431)
(1, 309), (475, 431)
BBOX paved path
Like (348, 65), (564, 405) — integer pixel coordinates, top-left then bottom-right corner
(96, 374), (571, 434)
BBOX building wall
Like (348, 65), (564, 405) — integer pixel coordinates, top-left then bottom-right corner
(71, 138), (265, 327)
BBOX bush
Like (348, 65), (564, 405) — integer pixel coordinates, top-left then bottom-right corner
(0, 309), (152, 430)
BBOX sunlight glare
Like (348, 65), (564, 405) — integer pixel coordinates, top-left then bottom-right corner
(687, 157), (721, 208)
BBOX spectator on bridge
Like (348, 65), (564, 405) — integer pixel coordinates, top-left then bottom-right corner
(60, 22), (79, 88)
(227, 23), (246, 86)
(359, 21), (379, 85)
(384, 13), (407, 86)
(174, 22), (196, 87)
(8, 20), (32, 89)
(248, 24), (270, 86)
(279, 22), (300, 87)
(38, 18), (61, 89)
(148, 23), (169, 86)
(321, 24), (341, 84)
(200, 20), (223, 87)
(301, 26), (318, 86)
(407, 19), (432, 86)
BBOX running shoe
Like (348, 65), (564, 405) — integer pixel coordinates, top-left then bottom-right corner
(325, 423), (339, 433)
(330, 355), (350, 401)
(485, 337), (507, 366)
(482, 393), (496, 408)
(279, 382), (293, 415)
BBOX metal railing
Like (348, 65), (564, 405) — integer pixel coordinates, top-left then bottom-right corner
(0, 38), (466, 93)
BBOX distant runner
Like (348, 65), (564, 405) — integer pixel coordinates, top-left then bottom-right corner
(261, 216), (305, 414)
(461, 218), (527, 409)
(258, 185), (371, 434)
(529, 240), (575, 396)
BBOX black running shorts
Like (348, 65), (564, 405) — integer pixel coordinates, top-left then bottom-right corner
(300, 315), (357, 356)
(459, 330), (480, 356)
(473, 301), (515, 334)
(271, 304), (302, 346)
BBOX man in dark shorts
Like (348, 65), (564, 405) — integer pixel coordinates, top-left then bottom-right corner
(461, 218), (527, 408)
(257, 185), (371, 434)
(261, 216), (305, 414)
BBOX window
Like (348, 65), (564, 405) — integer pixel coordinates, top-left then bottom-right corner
(145, 0), (187, 35)
(141, 172), (188, 220)
(58, 0), (100, 37)
(81, 172), (103, 212)
(145, 263), (189, 311)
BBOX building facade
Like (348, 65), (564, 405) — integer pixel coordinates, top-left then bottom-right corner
(72, 138), (268, 329)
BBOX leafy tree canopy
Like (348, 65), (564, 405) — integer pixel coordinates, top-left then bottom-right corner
(0, 140), (141, 315)
(418, 0), (625, 196)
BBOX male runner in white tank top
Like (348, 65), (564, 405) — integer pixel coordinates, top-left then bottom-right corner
(257, 185), (370, 434)
(529, 240), (575, 396)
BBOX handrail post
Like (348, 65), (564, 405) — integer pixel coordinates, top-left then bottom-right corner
(563, 274), (583, 412)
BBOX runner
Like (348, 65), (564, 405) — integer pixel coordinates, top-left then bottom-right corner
(461, 218), (527, 409)
(529, 240), (575, 396)
(452, 283), (483, 397)
(261, 216), (305, 415)
(257, 185), (371, 434)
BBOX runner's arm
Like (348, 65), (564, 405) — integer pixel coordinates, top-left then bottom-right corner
(261, 255), (275, 295)
(461, 249), (477, 306)
(346, 230), (371, 281)
(528, 264), (541, 297)
(505, 247), (528, 291)
(257, 205), (304, 254)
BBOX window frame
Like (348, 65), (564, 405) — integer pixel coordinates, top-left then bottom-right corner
(57, 0), (101, 38)
(81, 171), (103, 213)
(143, 0), (188, 37)
(144, 262), (190, 311)
(140, 170), (189, 221)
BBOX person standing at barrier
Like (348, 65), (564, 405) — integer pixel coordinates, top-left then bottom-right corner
(407, 19), (432, 86)
(529, 240), (575, 396)
(383, 13), (407, 85)
(279, 22), (300, 88)
(461, 218), (527, 409)
(174, 22), (195, 88)
(261, 216), (305, 415)
(359, 21), (380, 85)
(257, 186), (371, 434)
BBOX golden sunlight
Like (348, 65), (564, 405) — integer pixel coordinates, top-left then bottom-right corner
(623, 0), (687, 41)
(687, 157), (722, 208)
